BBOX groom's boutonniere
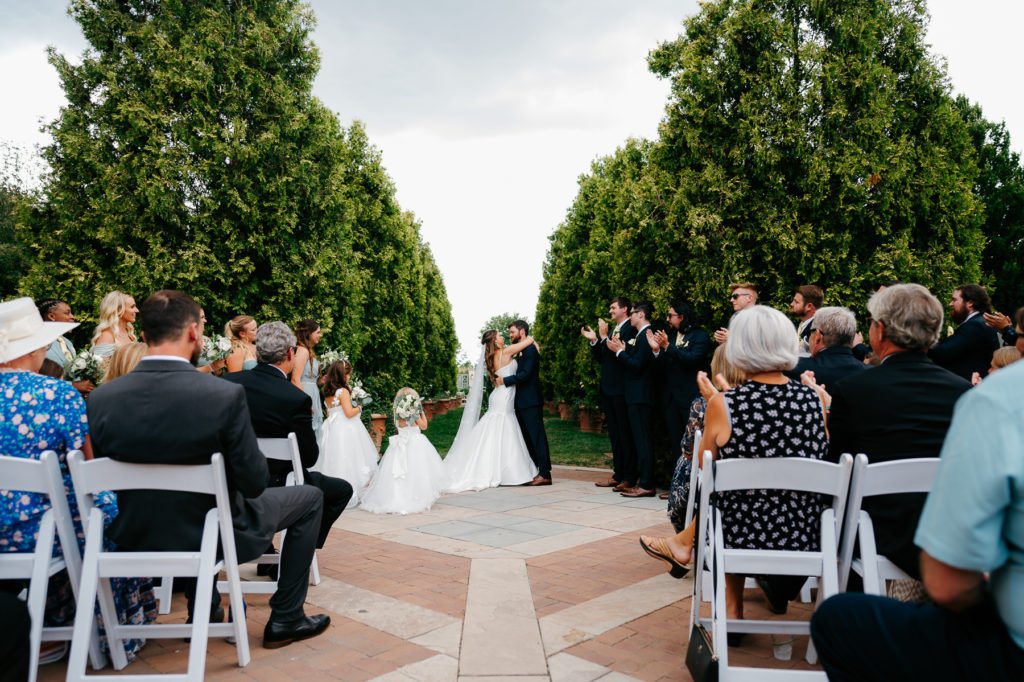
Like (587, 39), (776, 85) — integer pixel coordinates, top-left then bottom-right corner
(514, 352), (522, 359)
(675, 334), (689, 348)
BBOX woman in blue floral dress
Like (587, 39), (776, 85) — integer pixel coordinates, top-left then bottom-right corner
(0, 297), (156, 662)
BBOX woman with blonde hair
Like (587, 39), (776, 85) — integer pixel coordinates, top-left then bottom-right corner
(224, 315), (257, 372)
(91, 291), (138, 360)
(104, 342), (147, 382)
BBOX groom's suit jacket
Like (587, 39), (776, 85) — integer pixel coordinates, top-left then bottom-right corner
(87, 358), (278, 562)
(222, 363), (319, 483)
(504, 344), (543, 409)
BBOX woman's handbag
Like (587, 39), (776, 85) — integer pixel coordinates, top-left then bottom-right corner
(685, 621), (718, 681)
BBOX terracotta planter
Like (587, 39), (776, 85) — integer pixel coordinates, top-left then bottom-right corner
(369, 414), (387, 451)
(434, 399), (449, 416)
(447, 397), (458, 411)
(544, 400), (557, 415)
(578, 407), (604, 434)
(558, 401), (570, 420)
(423, 400), (435, 421)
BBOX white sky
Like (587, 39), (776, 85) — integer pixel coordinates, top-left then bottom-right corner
(1, 0), (1021, 357)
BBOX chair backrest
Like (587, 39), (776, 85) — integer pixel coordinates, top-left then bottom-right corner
(683, 428), (703, 527)
(256, 433), (304, 485)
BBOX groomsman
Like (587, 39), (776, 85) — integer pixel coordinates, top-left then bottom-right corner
(651, 301), (710, 472)
(581, 297), (636, 490)
(607, 301), (657, 497)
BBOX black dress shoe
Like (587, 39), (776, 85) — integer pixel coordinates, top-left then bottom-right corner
(184, 605), (224, 641)
(263, 614), (331, 649)
(256, 562), (279, 581)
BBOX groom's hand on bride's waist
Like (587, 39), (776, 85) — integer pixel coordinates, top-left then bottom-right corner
(494, 375), (504, 386)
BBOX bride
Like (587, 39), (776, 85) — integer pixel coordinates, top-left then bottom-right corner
(442, 329), (540, 492)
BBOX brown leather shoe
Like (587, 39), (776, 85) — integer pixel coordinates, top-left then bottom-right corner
(595, 476), (619, 488)
(612, 480), (634, 492)
(526, 475), (552, 486)
(621, 487), (656, 498)
(658, 492), (670, 500)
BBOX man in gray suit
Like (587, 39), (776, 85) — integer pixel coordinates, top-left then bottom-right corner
(87, 290), (331, 649)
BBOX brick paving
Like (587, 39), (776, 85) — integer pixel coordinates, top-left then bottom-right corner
(38, 466), (827, 681)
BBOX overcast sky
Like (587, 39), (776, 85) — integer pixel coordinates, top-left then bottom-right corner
(1, 0), (1022, 358)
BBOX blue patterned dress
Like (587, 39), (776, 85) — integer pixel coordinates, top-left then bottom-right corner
(0, 370), (156, 659)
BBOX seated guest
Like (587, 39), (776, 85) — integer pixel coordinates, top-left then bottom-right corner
(87, 291), (331, 649)
(826, 284), (971, 578)
(972, 346), (1022, 385)
(929, 283), (999, 381)
(38, 298), (95, 397)
(0, 297), (156, 662)
(223, 322), (352, 552)
(783, 306), (867, 388)
(811, 358), (1024, 681)
(103, 342), (147, 383)
(38, 357), (65, 379)
(641, 306), (829, 633)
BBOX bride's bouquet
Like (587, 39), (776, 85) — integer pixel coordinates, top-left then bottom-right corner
(394, 394), (423, 422)
(64, 349), (104, 384)
(200, 334), (233, 365)
(350, 380), (373, 407)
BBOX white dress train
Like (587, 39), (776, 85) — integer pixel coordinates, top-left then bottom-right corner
(442, 359), (539, 493)
(360, 425), (444, 515)
(311, 397), (380, 508)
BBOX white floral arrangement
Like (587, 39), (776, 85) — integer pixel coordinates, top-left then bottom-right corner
(318, 347), (349, 373)
(200, 334), (233, 364)
(350, 380), (372, 407)
(394, 394), (423, 422)
(64, 350), (104, 384)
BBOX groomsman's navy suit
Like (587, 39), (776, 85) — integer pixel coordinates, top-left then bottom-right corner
(656, 325), (711, 459)
(590, 320), (636, 483)
(504, 343), (552, 479)
(928, 312), (1000, 382)
(614, 324), (657, 491)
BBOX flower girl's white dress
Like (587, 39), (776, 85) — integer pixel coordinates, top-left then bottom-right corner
(360, 422), (444, 515)
(311, 390), (380, 508)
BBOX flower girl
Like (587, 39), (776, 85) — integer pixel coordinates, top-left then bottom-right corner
(311, 360), (379, 507)
(360, 387), (444, 515)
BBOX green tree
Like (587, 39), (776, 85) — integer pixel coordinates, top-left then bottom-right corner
(480, 312), (531, 347)
(0, 142), (37, 299)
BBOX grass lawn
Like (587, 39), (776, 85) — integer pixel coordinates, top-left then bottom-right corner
(422, 407), (612, 469)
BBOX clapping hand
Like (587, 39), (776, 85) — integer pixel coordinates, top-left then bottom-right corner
(653, 329), (669, 350)
(607, 336), (625, 353)
(697, 370), (731, 401)
(646, 329), (660, 352)
(581, 326), (598, 343)
(971, 371), (982, 386)
(800, 370), (832, 409)
(597, 318), (609, 339)
(983, 312), (1011, 331)
(853, 331), (864, 347)
(714, 327), (729, 344)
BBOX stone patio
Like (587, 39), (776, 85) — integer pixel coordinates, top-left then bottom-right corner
(40, 467), (821, 681)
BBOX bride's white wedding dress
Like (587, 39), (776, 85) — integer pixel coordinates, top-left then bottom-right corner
(442, 359), (539, 493)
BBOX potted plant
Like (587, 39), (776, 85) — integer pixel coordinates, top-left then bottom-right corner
(577, 404), (603, 434)
(369, 413), (387, 450)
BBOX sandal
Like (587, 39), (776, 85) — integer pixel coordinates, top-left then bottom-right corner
(639, 536), (690, 578)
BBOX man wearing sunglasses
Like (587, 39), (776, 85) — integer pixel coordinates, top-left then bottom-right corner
(714, 282), (757, 344)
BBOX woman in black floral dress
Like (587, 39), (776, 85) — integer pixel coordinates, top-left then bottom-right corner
(641, 305), (829, 631)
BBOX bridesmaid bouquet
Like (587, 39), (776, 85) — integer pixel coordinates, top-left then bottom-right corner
(64, 350), (104, 384)
(201, 334), (233, 364)
(394, 394), (423, 421)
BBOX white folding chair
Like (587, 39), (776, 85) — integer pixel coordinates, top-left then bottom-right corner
(691, 455), (853, 679)
(213, 434), (321, 596)
(838, 454), (940, 594)
(66, 451), (250, 681)
(682, 428), (702, 528)
(0, 452), (106, 682)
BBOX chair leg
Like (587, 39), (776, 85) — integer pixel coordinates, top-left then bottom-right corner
(96, 575), (129, 670)
(66, 512), (103, 682)
(156, 576), (174, 614)
(27, 515), (56, 682)
(310, 552), (321, 586)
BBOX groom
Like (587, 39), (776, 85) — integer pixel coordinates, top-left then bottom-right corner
(496, 319), (552, 485)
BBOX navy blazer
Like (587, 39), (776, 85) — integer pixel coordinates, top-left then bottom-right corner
(783, 346), (867, 390)
(929, 314), (1000, 381)
(590, 321), (635, 397)
(613, 324), (657, 406)
(222, 363), (320, 483)
(88, 359), (274, 562)
(658, 326), (711, 405)
(504, 343), (544, 409)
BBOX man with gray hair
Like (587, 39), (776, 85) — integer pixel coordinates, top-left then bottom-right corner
(784, 306), (866, 388)
(224, 321), (353, 567)
(825, 284), (970, 578)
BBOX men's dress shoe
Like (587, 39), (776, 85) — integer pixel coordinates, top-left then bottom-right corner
(595, 477), (620, 488)
(185, 605), (224, 641)
(263, 614), (331, 649)
(256, 562), (279, 581)
(620, 487), (656, 498)
(611, 480), (635, 492)
(526, 475), (552, 486)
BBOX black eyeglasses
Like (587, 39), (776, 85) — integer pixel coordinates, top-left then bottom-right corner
(730, 292), (751, 300)
(667, 313), (681, 319)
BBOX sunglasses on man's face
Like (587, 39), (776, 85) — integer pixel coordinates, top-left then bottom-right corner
(730, 292), (751, 300)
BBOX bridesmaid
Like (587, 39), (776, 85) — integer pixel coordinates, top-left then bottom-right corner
(224, 315), (257, 372)
(291, 319), (324, 439)
(90, 291), (138, 364)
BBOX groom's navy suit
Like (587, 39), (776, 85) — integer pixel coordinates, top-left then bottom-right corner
(504, 343), (552, 479)
(614, 324), (657, 490)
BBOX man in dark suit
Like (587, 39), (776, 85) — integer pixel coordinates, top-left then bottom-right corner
(650, 300), (710, 469)
(607, 300), (658, 497)
(929, 284), (1000, 382)
(581, 297), (636, 490)
(222, 321), (352, 551)
(497, 319), (552, 485)
(784, 306), (867, 389)
(826, 284), (971, 578)
(87, 290), (331, 649)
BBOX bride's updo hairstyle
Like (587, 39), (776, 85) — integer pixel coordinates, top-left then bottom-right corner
(224, 315), (255, 342)
(321, 360), (352, 399)
(92, 290), (138, 345)
(482, 329), (501, 384)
